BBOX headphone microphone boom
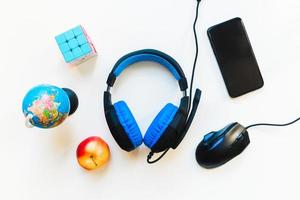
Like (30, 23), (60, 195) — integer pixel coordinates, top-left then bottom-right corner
(181, 89), (201, 142)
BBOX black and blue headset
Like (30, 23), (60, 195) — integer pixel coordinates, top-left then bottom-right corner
(104, 49), (201, 163)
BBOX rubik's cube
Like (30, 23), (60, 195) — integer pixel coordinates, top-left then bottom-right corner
(55, 25), (97, 65)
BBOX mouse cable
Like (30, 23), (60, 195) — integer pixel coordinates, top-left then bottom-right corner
(245, 117), (300, 130)
(147, 0), (202, 164)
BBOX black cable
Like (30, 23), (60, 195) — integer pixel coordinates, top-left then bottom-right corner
(188, 0), (201, 113)
(147, 149), (170, 164)
(245, 117), (300, 130)
(147, 0), (201, 164)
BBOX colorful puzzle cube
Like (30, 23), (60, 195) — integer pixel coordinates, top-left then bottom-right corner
(55, 25), (97, 65)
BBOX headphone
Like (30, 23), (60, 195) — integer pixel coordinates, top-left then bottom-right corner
(104, 49), (201, 163)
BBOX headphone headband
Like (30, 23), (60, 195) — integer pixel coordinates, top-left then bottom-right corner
(106, 49), (188, 91)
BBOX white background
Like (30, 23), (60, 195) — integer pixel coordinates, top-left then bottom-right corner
(0, 0), (300, 199)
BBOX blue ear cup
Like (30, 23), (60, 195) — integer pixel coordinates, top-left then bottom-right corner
(114, 101), (143, 148)
(144, 103), (178, 148)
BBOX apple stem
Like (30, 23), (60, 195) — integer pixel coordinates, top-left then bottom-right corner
(90, 155), (98, 166)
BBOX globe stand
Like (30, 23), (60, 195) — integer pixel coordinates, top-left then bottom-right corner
(62, 88), (79, 116)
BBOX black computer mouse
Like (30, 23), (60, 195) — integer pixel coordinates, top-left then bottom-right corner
(195, 122), (250, 169)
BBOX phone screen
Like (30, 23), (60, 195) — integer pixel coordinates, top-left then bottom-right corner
(207, 18), (264, 98)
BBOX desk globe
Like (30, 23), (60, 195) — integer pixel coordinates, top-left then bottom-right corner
(22, 84), (78, 128)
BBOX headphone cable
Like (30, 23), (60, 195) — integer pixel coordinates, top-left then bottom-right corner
(188, 0), (201, 113)
(245, 117), (300, 130)
(147, 149), (170, 164)
(147, 0), (201, 164)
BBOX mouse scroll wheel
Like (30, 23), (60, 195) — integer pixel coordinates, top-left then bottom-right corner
(236, 133), (244, 141)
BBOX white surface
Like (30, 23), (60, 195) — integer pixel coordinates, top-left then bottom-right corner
(0, 0), (300, 199)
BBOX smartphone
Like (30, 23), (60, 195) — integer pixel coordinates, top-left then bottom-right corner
(207, 18), (264, 98)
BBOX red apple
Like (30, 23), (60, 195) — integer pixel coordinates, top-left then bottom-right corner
(76, 136), (110, 170)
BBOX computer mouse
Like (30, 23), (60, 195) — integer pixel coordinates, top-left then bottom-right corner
(195, 122), (250, 169)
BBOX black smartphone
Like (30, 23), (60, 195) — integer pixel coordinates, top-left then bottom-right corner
(207, 18), (264, 98)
